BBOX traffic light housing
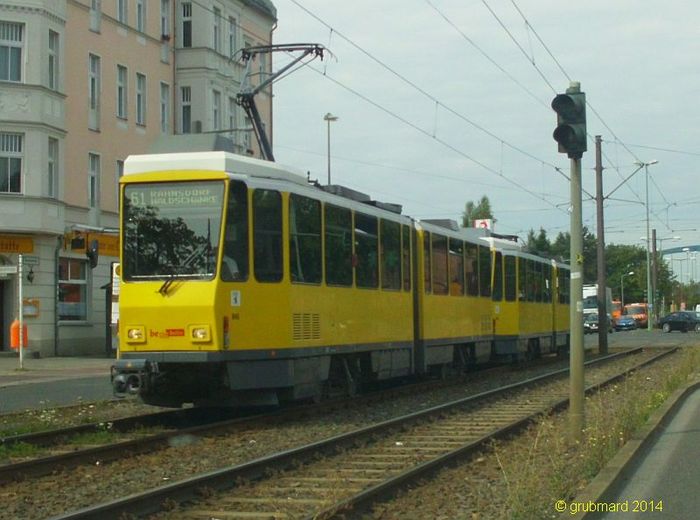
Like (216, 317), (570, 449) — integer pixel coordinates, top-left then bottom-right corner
(551, 89), (587, 158)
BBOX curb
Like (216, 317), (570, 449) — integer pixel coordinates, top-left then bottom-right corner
(561, 377), (700, 519)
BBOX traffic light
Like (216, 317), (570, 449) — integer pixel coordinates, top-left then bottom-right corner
(551, 87), (587, 158)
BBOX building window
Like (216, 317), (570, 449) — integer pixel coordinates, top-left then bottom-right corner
(136, 0), (146, 33)
(228, 96), (236, 139)
(48, 137), (58, 198)
(243, 115), (252, 151)
(88, 153), (100, 208)
(212, 90), (221, 131)
(136, 72), (146, 125)
(181, 2), (192, 47)
(116, 64), (127, 119)
(213, 7), (221, 52)
(58, 258), (88, 321)
(117, 0), (127, 24)
(48, 30), (59, 90)
(160, 82), (170, 133)
(181, 86), (191, 133)
(229, 16), (237, 57)
(0, 22), (23, 82)
(160, 0), (170, 37)
(90, 0), (101, 32)
(0, 133), (22, 194)
(88, 53), (101, 130)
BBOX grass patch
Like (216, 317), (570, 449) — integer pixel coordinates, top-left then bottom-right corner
(0, 441), (41, 462)
(494, 347), (699, 519)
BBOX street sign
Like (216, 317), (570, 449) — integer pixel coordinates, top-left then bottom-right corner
(0, 265), (18, 275)
(22, 255), (40, 266)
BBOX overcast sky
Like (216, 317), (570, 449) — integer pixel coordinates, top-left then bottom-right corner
(268, 0), (700, 278)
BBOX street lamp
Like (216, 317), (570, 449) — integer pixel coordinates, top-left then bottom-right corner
(621, 271), (634, 307)
(323, 112), (339, 185)
(635, 159), (658, 330)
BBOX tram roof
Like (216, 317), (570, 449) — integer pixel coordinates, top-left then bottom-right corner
(124, 151), (309, 186)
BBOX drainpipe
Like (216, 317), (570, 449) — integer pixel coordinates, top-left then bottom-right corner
(54, 235), (62, 356)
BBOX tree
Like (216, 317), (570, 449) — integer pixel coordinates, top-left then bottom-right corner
(526, 228), (552, 257)
(461, 195), (494, 228)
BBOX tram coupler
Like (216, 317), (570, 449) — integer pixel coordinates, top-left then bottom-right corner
(111, 359), (152, 397)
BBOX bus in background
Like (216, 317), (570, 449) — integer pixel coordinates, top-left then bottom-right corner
(624, 303), (649, 328)
(611, 300), (622, 323)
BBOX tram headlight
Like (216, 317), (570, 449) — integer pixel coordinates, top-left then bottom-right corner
(126, 326), (146, 343)
(189, 324), (211, 342)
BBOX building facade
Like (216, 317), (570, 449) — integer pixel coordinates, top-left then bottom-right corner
(0, 0), (276, 356)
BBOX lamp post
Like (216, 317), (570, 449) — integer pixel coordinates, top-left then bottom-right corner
(621, 271), (634, 307)
(635, 160), (658, 330)
(323, 112), (338, 185)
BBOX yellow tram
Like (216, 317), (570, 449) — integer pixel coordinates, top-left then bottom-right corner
(112, 151), (570, 407)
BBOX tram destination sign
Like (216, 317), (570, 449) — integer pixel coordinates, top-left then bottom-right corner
(127, 183), (223, 208)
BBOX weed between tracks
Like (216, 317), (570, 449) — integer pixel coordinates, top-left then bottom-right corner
(493, 347), (699, 519)
(374, 347), (699, 520)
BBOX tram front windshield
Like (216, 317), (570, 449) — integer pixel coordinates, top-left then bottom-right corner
(123, 181), (225, 280)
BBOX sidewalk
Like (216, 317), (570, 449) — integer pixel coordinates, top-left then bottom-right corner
(0, 353), (114, 388)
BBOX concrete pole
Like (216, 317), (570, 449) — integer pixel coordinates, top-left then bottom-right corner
(569, 156), (585, 441)
(645, 165), (653, 330)
(594, 136), (608, 354)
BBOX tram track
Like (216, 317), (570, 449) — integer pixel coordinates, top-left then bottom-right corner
(46, 347), (671, 520)
(0, 351), (578, 486)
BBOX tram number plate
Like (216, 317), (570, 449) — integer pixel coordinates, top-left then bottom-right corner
(230, 290), (241, 307)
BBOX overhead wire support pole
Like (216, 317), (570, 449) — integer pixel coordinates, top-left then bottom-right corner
(595, 136), (608, 354)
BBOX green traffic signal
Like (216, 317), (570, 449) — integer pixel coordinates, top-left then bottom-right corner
(551, 91), (587, 158)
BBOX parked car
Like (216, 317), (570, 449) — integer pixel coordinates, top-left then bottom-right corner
(615, 315), (637, 331)
(583, 313), (613, 334)
(624, 303), (649, 328)
(657, 311), (700, 333)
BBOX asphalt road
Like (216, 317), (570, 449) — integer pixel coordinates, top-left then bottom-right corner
(0, 376), (114, 414)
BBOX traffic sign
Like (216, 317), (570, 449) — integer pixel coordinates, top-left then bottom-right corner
(22, 255), (40, 266)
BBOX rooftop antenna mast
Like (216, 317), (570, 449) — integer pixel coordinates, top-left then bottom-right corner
(237, 43), (326, 162)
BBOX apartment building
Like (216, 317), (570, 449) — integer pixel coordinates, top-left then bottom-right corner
(0, 0), (276, 356)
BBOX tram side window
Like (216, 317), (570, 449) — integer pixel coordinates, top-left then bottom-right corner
(222, 181), (248, 281)
(355, 213), (378, 288)
(543, 264), (552, 302)
(527, 259), (536, 302)
(380, 219), (401, 290)
(449, 238), (464, 296)
(324, 204), (352, 286)
(505, 255), (516, 301)
(518, 257), (526, 301)
(465, 243), (478, 296)
(402, 225), (411, 291)
(423, 231), (431, 293)
(253, 189), (283, 282)
(535, 262), (543, 302)
(431, 234), (448, 295)
(492, 252), (503, 301)
(559, 269), (570, 304)
(289, 194), (321, 284)
(478, 245), (491, 297)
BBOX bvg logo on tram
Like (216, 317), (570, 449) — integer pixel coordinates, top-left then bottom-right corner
(149, 329), (185, 339)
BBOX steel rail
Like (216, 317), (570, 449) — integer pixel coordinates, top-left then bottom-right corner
(0, 351), (572, 485)
(48, 348), (650, 520)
